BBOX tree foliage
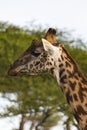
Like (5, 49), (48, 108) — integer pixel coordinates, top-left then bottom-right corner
(0, 22), (87, 130)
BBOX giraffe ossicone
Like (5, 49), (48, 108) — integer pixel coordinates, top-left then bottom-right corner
(8, 29), (87, 130)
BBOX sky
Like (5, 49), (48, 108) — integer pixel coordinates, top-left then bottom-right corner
(0, 0), (87, 41)
(0, 0), (87, 130)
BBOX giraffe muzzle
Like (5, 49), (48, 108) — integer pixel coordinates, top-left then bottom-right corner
(8, 68), (18, 76)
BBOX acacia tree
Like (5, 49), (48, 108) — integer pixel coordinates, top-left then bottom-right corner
(0, 23), (62, 130)
(0, 22), (87, 130)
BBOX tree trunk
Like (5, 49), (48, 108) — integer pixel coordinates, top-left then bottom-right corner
(29, 113), (37, 130)
(29, 121), (36, 130)
(19, 114), (26, 130)
(66, 124), (70, 130)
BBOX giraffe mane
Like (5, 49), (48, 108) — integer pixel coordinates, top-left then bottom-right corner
(62, 46), (87, 82)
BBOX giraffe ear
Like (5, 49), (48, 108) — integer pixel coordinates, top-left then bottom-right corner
(42, 38), (54, 54)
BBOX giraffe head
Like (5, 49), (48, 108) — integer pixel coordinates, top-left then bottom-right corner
(8, 38), (63, 77)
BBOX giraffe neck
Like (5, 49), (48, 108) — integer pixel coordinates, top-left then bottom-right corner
(54, 49), (87, 130)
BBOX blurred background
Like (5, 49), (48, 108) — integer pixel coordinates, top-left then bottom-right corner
(0, 0), (87, 130)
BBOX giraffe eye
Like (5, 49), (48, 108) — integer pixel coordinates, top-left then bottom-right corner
(32, 51), (41, 57)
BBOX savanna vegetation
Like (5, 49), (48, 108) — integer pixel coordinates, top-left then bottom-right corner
(0, 22), (87, 130)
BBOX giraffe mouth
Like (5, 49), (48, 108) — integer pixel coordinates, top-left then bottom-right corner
(8, 66), (38, 76)
(8, 65), (26, 76)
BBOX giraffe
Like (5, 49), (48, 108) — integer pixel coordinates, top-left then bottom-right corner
(8, 29), (87, 130)
(8, 28), (57, 76)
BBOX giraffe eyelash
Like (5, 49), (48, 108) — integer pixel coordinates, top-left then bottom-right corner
(31, 51), (41, 57)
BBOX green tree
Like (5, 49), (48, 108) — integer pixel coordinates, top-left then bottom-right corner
(0, 22), (87, 130)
